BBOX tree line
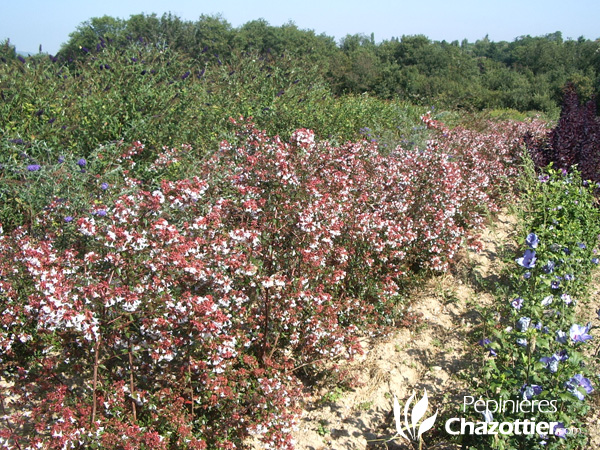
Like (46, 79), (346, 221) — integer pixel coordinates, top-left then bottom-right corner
(2, 13), (600, 113)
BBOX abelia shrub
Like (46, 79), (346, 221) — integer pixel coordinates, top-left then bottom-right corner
(0, 115), (548, 448)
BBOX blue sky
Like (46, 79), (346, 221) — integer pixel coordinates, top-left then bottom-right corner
(2, 0), (599, 54)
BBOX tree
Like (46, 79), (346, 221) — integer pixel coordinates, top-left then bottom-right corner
(58, 15), (126, 59)
(0, 39), (17, 61)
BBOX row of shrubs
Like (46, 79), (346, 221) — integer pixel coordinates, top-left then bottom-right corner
(0, 113), (548, 448)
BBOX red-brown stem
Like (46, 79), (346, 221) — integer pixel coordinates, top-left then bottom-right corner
(91, 335), (102, 425)
(0, 396), (23, 450)
(262, 287), (270, 364)
(129, 341), (137, 422)
(188, 356), (194, 417)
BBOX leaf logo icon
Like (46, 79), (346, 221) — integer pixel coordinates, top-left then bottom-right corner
(393, 389), (438, 441)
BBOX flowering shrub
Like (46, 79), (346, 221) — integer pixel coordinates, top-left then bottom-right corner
(472, 167), (600, 449)
(0, 116), (548, 448)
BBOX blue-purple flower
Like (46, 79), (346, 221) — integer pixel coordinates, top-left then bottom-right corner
(64, 216), (73, 222)
(552, 422), (567, 439)
(478, 338), (491, 347)
(77, 158), (87, 167)
(561, 293), (572, 305)
(27, 164), (41, 171)
(592, 257), (599, 265)
(564, 374), (593, 400)
(542, 261), (555, 274)
(526, 233), (539, 248)
(520, 384), (542, 400)
(540, 350), (568, 373)
(516, 249), (536, 268)
(556, 330), (568, 344)
(541, 295), (553, 306)
(511, 297), (524, 309)
(570, 323), (592, 343)
(516, 316), (531, 332)
(100, 182), (109, 190)
(477, 338), (496, 356)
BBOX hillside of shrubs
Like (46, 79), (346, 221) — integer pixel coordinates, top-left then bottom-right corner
(1, 13), (600, 450)
(2, 13), (600, 113)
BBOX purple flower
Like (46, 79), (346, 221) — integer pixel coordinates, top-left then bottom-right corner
(58, 156), (65, 164)
(565, 374), (593, 400)
(540, 350), (568, 373)
(100, 182), (109, 190)
(564, 274), (574, 281)
(511, 297), (524, 309)
(570, 323), (592, 343)
(552, 422), (567, 439)
(539, 174), (550, 182)
(556, 330), (568, 344)
(592, 257), (599, 265)
(516, 316), (531, 332)
(520, 384), (542, 400)
(516, 338), (528, 347)
(551, 280), (560, 289)
(541, 295), (553, 306)
(526, 233), (539, 248)
(516, 249), (536, 268)
(478, 338), (496, 356)
(64, 216), (73, 222)
(17, 55), (26, 63)
(478, 338), (491, 347)
(181, 71), (190, 80)
(77, 158), (87, 167)
(561, 293), (572, 305)
(578, 242), (586, 249)
(523, 271), (532, 279)
(96, 210), (107, 217)
(542, 260), (555, 274)
(27, 164), (41, 171)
